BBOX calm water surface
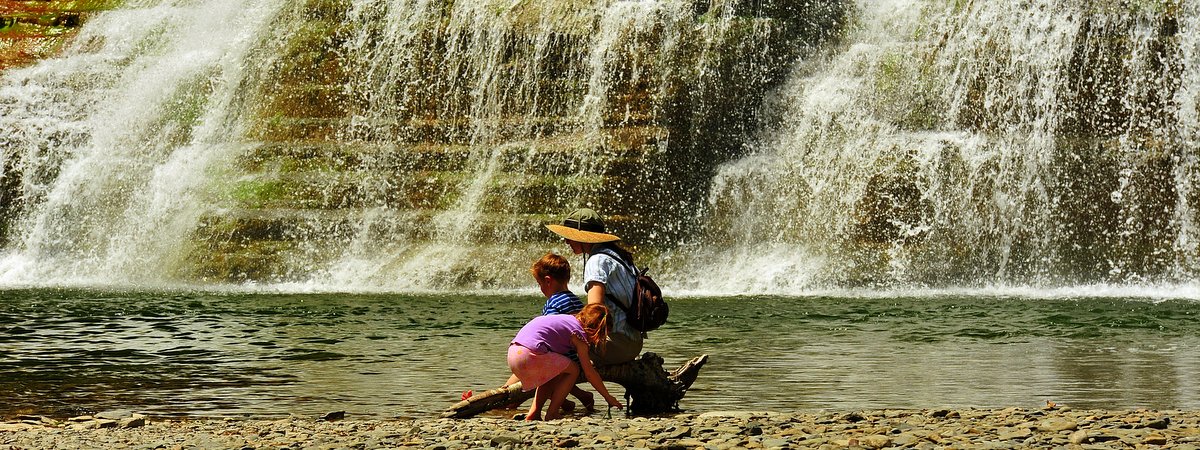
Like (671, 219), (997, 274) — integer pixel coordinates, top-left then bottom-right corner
(1, 289), (1198, 419)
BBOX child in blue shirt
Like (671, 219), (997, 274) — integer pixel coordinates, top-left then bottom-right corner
(534, 253), (584, 316)
(496, 253), (593, 413)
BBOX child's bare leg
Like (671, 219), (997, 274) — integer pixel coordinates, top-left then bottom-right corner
(502, 374), (519, 389)
(526, 386), (548, 421)
(544, 363), (580, 420)
(570, 386), (594, 411)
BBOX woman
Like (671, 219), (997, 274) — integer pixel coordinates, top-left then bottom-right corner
(545, 208), (643, 365)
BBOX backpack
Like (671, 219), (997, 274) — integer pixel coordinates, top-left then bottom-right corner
(595, 249), (668, 332)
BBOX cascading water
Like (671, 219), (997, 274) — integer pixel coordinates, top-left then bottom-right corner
(7, 0), (1192, 295)
(238, 0), (829, 291)
(668, 0), (1200, 294)
(305, 0), (697, 291)
(0, 0), (289, 287)
(0, 0), (834, 290)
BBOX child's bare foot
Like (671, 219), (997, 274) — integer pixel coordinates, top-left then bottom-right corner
(573, 391), (595, 412)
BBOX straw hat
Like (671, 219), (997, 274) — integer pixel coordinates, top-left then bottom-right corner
(545, 208), (621, 243)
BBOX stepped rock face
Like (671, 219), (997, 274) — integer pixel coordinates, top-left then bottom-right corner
(182, 0), (850, 287)
(0, 1), (118, 70)
(3, 1), (1194, 291)
(673, 2), (1200, 291)
(0, 0), (848, 288)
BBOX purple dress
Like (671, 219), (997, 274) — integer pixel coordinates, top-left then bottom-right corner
(508, 314), (585, 391)
(512, 314), (584, 355)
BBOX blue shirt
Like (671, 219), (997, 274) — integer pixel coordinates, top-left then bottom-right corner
(542, 290), (583, 316)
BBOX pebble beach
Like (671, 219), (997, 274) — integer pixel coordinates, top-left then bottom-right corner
(3, 407), (1199, 449)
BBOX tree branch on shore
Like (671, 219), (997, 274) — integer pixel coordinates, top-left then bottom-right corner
(442, 353), (709, 419)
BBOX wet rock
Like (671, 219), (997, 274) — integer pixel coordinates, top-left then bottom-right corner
(95, 410), (135, 420)
(1144, 417), (1171, 429)
(928, 409), (961, 419)
(1069, 429), (1089, 444)
(320, 411), (346, 421)
(119, 415), (147, 429)
(1036, 418), (1077, 432)
(742, 422), (764, 436)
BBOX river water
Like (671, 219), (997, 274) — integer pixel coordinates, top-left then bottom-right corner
(2, 289), (1198, 419)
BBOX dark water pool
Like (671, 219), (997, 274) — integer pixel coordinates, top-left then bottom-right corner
(2, 289), (1198, 419)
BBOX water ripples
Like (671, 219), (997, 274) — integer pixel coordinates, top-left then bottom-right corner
(2, 290), (1199, 418)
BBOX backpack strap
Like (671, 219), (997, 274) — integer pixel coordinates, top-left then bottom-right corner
(593, 248), (637, 276)
(590, 248), (637, 312)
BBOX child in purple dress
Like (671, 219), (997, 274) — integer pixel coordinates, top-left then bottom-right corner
(501, 253), (593, 410)
(508, 304), (623, 420)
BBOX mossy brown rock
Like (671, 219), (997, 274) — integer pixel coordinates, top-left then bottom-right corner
(175, 0), (850, 284)
(0, 0), (120, 69)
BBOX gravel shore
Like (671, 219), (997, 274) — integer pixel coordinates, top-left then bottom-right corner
(3, 407), (1199, 449)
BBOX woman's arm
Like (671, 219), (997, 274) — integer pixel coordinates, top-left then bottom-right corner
(571, 335), (622, 409)
(586, 281), (606, 306)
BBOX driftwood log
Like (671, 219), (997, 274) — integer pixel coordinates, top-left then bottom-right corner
(442, 352), (708, 419)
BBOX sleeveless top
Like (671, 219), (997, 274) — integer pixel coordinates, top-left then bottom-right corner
(511, 314), (584, 355)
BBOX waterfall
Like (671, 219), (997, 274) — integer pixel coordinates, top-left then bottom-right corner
(7, 0), (1192, 294)
(672, 0), (1200, 293)
(1174, 1), (1200, 279)
(1, 0), (830, 291)
(295, 0), (698, 291)
(0, 0), (289, 287)
(254, 0), (814, 292)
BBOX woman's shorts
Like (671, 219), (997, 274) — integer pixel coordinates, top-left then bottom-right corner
(591, 330), (643, 366)
(507, 343), (573, 392)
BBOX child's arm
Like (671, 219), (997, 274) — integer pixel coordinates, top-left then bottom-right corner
(571, 335), (623, 409)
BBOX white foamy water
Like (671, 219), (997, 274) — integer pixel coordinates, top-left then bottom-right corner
(0, 0), (1197, 298)
(0, 0), (288, 286)
(666, 0), (1200, 296)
